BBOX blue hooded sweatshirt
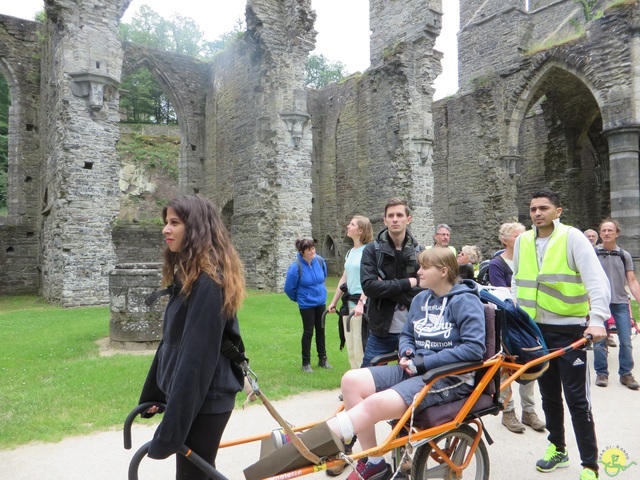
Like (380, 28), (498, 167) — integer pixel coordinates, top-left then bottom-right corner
(398, 279), (486, 375)
(283, 253), (327, 309)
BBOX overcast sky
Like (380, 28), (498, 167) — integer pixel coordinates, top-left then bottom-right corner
(2, 0), (459, 98)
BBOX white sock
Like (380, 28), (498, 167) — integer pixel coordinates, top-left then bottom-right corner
(368, 456), (383, 464)
(335, 411), (355, 444)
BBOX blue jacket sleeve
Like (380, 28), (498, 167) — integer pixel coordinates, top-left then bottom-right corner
(147, 278), (227, 459)
(283, 262), (298, 301)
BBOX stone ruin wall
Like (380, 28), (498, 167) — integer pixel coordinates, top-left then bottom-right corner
(3, 0), (639, 302)
(204, 0), (318, 291)
(308, 0), (443, 271)
(0, 15), (41, 295)
(435, 0), (640, 259)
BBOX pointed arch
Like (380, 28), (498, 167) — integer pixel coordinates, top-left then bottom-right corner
(506, 60), (606, 156)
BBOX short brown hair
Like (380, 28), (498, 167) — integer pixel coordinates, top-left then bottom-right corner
(418, 247), (459, 285)
(384, 197), (410, 217)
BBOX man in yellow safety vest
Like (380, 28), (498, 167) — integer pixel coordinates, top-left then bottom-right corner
(512, 190), (610, 480)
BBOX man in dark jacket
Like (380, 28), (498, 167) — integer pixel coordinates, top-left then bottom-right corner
(360, 198), (424, 367)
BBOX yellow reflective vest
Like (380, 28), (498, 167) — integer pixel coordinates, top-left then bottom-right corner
(515, 224), (589, 320)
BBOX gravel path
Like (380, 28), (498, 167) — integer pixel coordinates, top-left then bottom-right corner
(2, 341), (639, 480)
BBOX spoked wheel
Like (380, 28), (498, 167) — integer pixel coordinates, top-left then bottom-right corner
(411, 424), (489, 480)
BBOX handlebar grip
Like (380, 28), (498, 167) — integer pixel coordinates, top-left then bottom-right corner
(128, 441), (151, 480)
(123, 402), (166, 450)
(178, 446), (229, 480)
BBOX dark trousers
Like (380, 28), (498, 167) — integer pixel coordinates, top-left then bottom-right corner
(176, 411), (232, 480)
(299, 304), (327, 364)
(538, 330), (598, 472)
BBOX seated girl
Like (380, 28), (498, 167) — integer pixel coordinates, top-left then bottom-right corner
(325, 247), (486, 480)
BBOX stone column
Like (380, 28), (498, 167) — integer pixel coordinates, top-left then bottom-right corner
(604, 127), (640, 262)
(39, 0), (129, 306)
(109, 263), (164, 349)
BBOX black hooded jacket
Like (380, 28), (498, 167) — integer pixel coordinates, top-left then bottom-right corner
(360, 228), (424, 337)
(138, 273), (244, 459)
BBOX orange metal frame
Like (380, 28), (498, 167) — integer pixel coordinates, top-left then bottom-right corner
(216, 336), (589, 480)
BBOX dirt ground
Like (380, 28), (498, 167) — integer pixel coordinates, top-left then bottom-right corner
(2, 338), (640, 480)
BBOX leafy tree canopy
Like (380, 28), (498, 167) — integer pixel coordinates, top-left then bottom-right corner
(304, 54), (348, 89)
(119, 5), (244, 59)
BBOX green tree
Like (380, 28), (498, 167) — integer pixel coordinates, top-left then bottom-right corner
(304, 54), (347, 89)
(118, 6), (245, 123)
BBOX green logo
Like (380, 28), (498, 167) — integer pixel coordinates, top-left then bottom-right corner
(598, 446), (637, 477)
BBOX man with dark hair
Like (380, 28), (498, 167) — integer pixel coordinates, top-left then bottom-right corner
(593, 218), (640, 390)
(512, 190), (610, 480)
(359, 198), (424, 367)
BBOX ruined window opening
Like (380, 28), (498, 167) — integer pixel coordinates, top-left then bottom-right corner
(83, 161), (94, 170)
(6, 246), (14, 253)
(26, 231), (34, 237)
(193, 187), (199, 194)
(25, 176), (32, 182)
(26, 123), (35, 131)
(190, 144), (196, 151)
(96, 61), (101, 69)
(119, 65), (177, 125)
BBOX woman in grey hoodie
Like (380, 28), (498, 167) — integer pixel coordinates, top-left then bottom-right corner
(322, 247), (485, 480)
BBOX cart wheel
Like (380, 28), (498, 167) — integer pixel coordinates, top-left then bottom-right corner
(411, 424), (489, 480)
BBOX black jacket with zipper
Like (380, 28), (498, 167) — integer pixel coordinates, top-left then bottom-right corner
(360, 228), (424, 337)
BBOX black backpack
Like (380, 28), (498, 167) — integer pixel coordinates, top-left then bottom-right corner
(476, 260), (491, 285)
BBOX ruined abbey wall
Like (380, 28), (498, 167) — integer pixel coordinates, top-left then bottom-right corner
(436, 0), (640, 259)
(0, 15), (42, 294)
(2, 0), (639, 302)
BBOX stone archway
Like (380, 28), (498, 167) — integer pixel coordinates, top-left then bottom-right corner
(509, 63), (609, 230)
(122, 44), (208, 196)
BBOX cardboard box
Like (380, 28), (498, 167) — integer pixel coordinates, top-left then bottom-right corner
(243, 423), (344, 480)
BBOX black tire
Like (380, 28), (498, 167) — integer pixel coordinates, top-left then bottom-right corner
(411, 424), (489, 480)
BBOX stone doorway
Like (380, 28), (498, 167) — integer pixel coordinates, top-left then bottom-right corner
(514, 65), (609, 230)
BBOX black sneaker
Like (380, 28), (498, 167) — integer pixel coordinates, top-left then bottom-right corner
(536, 443), (569, 472)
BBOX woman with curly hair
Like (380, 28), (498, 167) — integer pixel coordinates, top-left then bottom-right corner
(139, 194), (246, 480)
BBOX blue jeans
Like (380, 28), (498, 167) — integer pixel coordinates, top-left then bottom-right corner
(361, 332), (400, 367)
(594, 303), (635, 377)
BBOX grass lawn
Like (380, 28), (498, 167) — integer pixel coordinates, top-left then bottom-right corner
(0, 277), (347, 449)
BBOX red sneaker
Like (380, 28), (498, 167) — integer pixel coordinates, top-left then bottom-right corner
(346, 459), (390, 480)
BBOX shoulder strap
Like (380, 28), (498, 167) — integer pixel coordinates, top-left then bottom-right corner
(619, 248), (629, 271)
(296, 258), (302, 280)
(373, 240), (385, 280)
(498, 255), (512, 275)
(596, 247), (628, 271)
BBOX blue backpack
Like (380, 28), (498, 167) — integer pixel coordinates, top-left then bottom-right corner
(480, 289), (549, 384)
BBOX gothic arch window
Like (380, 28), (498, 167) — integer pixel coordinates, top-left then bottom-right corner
(513, 65), (608, 228)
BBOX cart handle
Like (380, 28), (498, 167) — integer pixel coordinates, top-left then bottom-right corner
(124, 402), (166, 450)
(127, 441), (228, 480)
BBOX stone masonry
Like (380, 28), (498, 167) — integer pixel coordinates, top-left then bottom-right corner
(1, 0), (639, 304)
